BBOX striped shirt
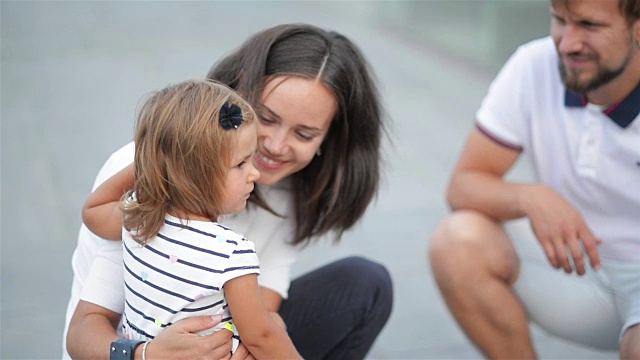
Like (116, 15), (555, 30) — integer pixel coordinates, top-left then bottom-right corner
(121, 213), (260, 348)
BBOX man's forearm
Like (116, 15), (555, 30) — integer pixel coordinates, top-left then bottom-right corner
(447, 171), (531, 221)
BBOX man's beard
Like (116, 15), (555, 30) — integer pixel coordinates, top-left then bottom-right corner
(559, 47), (632, 95)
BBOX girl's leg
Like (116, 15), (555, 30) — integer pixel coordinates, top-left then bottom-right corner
(279, 256), (393, 360)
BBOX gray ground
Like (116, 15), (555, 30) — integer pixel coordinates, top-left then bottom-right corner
(1, 1), (620, 359)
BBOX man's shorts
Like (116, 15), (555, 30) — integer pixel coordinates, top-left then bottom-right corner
(505, 219), (640, 350)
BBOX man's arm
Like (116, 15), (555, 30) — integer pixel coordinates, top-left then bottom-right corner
(448, 128), (601, 275)
(67, 301), (234, 360)
(447, 128), (523, 219)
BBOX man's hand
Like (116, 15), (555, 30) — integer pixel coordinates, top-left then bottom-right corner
(523, 184), (602, 275)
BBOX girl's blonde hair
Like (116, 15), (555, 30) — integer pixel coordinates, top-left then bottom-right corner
(123, 79), (255, 244)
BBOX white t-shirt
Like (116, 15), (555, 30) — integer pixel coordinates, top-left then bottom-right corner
(62, 141), (300, 358)
(475, 36), (640, 262)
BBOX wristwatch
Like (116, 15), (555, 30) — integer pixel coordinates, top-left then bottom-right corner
(110, 338), (145, 360)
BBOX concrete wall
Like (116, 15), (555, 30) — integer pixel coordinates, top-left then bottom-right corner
(375, 0), (550, 72)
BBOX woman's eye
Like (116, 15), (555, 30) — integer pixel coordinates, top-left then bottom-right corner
(259, 115), (274, 124)
(297, 132), (313, 142)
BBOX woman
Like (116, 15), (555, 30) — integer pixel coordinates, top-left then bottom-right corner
(64, 23), (392, 360)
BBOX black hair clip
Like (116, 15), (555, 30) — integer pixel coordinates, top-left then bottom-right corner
(219, 102), (244, 130)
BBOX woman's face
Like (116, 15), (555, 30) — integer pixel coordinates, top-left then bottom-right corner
(253, 76), (337, 185)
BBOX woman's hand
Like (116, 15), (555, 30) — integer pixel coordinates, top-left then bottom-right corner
(145, 315), (234, 360)
(67, 300), (233, 360)
(230, 343), (256, 360)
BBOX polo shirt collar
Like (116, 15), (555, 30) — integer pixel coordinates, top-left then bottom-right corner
(564, 81), (640, 128)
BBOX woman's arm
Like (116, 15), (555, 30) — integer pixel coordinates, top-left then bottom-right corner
(259, 287), (283, 312)
(66, 300), (121, 360)
(225, 275), (302, 359)
(82, 164), (134, 240)
(67, 300), (234, 360)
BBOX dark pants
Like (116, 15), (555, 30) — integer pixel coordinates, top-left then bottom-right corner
(278, 256), (393, 360)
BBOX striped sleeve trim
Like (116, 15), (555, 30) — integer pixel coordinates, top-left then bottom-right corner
(475, 121), (523, 151)
(232, 249), (256, 255)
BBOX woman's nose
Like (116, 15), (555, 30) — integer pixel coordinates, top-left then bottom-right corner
(262, 128), (288, 155)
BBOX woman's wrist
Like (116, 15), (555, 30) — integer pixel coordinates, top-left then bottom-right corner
(109, 338), (145, 360)
(141, 340), (151, 360)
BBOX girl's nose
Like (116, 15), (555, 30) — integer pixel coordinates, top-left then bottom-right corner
(249, 162), (260, 182)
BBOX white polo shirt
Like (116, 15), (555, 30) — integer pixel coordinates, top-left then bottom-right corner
(475, 36), (640, 262)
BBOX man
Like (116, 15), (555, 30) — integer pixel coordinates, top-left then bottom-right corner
(429, 0), (640, 358)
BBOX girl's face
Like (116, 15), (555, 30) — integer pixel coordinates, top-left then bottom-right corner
(220, 123), (260, 215)
(253, 76), (337, 185)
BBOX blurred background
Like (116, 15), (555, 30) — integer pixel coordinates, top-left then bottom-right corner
(0, 1), (619, 359)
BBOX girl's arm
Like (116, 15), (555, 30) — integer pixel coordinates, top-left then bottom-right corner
(225, 274), (302, 359)
(82, 163), (134, 240)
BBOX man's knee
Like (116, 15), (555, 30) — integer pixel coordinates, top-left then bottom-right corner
(429, 210), (519, 283)
(429, 210), (493, 260)
(620, 324), (640, 360)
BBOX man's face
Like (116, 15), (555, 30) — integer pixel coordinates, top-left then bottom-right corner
(551, 0), (639, 94)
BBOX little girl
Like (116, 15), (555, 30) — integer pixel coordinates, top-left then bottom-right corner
(82, 79), (301, 359)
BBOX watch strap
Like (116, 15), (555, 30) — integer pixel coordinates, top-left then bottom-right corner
(110, 338), (145, 360)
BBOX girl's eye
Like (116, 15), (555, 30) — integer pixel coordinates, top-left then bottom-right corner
(236, 161), (246, 168)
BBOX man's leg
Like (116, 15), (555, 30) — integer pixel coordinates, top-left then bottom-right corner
(621, 325), (640, 360)
(279, 256), (393, 360)
(512, 238), (619, 350)
(428, 210), (536, 359)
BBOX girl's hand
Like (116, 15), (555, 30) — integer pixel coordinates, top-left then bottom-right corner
(82, 163), (134, 240)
